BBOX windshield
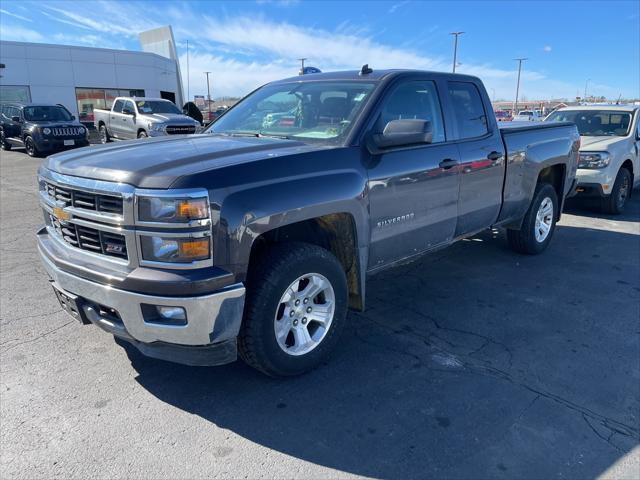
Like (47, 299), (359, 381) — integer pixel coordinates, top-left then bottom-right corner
(135, 100), (182, 115)
(205, 81), (376, 144)
(546, 110), (633, 136)
(23, 106), (73, 122)
(518, 111), (533, 116)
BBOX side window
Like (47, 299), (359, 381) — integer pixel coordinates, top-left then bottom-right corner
(379, 80), (445, 143)
(123, 101), (135, 113)
(448, 82), (488, 139)
(636, 115), (640, 138)
(113, 100), (124, 113)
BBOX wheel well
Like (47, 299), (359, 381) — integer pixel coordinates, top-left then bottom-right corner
(621, 159), (634, 178)
(537, 164), (565, 219)
(249, 213), (363, 310)
(98, 121), (106, 128)
(137, 128), (146, 136)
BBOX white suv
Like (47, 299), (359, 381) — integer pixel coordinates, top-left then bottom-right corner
(545, 105), (639, 214)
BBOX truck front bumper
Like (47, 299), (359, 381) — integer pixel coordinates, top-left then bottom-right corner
(38, 233), (246, 366)
(574, 168), (615, 198)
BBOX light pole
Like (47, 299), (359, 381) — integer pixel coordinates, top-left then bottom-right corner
(186, 40), (190, 102)
(513, 58), (527, 115)
(584, 78), (591, 101)
(449, 32), (464, 73)
(298, 58), (307, 75)
(204, 71), (211, 109)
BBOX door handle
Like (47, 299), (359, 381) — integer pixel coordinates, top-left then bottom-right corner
(439, 158), (458, 169)
(487, 151), (502, 161)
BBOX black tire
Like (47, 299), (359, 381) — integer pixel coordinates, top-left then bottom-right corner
(0, 130), (11, 151)
(601, 167), (631, 215)
(238, 242), (348, 377)
(137, 131), (148, 139)
(24, 136), (40, 157)
(507, 183), (558, 255)
(99, 124), (110, 144)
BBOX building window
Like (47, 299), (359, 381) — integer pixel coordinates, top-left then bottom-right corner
(75, 88), (145, 123)
(0, 85), (31, 102)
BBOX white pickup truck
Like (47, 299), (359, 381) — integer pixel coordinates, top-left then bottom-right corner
(546, 105), (639, 214)
(513, 110), (543, 122)
(94, 97), (201, 143)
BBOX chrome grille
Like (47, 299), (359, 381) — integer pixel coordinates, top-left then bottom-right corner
(44, 181), (123, 214)
(52, 127), (83, 136)
(49, 214), (127, 259)
(166, 125), (196, 135)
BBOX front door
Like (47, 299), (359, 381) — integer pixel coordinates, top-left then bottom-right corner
(367, 79), (460, 270)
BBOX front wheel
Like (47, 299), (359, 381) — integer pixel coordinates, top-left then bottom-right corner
(507, 183), (558, 255)
(238, 242), (348, 377)
(601, 167), (631, 215)
(24, 136), (41, 157)
(137, 131), (148, 139)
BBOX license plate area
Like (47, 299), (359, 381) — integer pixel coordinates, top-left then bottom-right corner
(63, 139), (75, 146)
(52, 283), (90, 324)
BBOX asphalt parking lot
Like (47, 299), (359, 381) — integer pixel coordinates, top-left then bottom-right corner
(1, 147), (639, 479)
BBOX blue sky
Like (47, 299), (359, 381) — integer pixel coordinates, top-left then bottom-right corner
(1, 0), (638, 100)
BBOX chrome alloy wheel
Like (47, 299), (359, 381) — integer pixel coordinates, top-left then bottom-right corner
(534, 196), (554, 243)
(617, 174), (630, 210)
(274, 273), (335, 356)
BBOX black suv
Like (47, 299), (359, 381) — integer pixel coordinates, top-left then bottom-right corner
(0, 103), (89, 157)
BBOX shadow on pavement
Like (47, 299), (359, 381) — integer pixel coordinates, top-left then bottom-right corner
(120, 220), (639, 479)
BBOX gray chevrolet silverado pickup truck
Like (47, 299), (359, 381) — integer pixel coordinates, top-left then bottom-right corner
(37, 69), (579, 376)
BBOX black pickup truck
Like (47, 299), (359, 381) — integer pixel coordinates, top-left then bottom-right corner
(37, 68), (579, 376)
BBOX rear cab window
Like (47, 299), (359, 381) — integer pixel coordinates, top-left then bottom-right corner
(447, 81), (489, 139)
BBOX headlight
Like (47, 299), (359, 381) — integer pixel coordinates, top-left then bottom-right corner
(148, 123), (166, 132)
(78, 126), (85, 135)
(140, 235), (211, 263)
(138, 196), (209, 223)
(578, 152), (611, 169)
(43, 128), (51, 135)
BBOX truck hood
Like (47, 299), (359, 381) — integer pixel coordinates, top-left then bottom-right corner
(139, 113), (198, 125)
(44, 134), (323, 188)
(579, 135), (625, 151)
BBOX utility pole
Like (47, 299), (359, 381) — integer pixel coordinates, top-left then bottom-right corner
(584, 78), (591, 101)
(513, 58), (527, 114)
(186, 40), (190, 102)
(298, 58), (307, 75)
(204, 71), (211, 110)
(449, 32), (464, 73)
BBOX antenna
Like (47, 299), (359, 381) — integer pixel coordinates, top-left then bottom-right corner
(360, 64), (373, 75)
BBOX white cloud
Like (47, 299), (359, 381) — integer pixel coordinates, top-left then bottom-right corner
(543, 45), (552, 52)
(0, 24), (43, 42)
(0, 8), (32, 22)
(389, 1), (410, 14)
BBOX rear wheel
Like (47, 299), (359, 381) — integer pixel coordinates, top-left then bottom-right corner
(0, 131), (11, 151)
(601, 167), (631, 215)
(508, 183), (558, 255)
(137, 130), (148, 139)
(24, 136), (40, 157)
(238, 242), (348, 377)
(99, 124), (110, 144)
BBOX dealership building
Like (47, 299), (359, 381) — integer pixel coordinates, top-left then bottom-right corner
(0, 26), (184, 125)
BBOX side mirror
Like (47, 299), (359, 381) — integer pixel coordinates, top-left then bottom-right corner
(71, 115), (76, 120)
(11, 116), (21, 123)
(369, 119), (433, 151)
(122, 108), (134, 116)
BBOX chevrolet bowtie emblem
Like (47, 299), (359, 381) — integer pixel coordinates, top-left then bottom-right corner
(53, 206), (71, 222)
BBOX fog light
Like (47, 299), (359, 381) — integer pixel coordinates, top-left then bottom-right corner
(141, 304), (187, 326)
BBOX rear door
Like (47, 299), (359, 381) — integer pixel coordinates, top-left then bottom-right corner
(366, 79), (460, 270)
(109, 99), (125, 138)
(446, 81), (505, 237)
